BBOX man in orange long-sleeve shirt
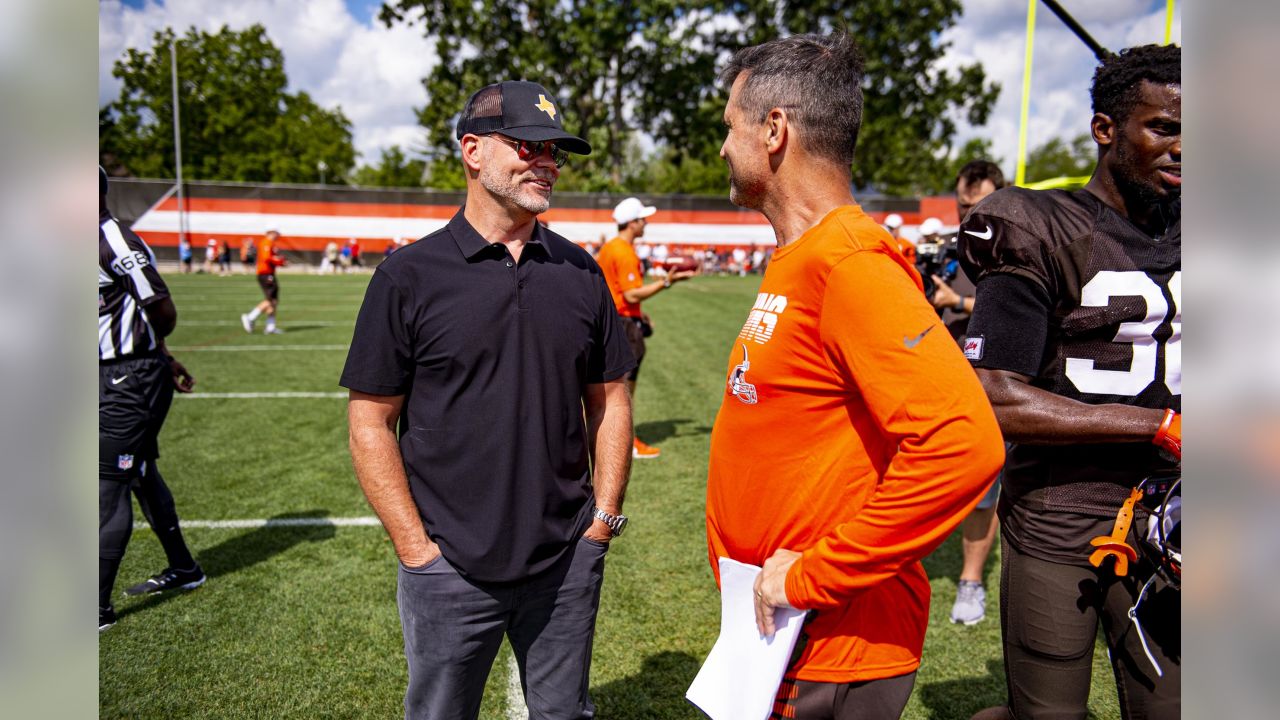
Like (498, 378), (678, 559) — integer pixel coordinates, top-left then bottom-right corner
(240, 229), (287, 334)
(705, 33), (1005, 719)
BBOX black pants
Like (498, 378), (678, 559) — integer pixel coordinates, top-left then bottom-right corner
(1000, 533), (1180, 720)
(771, 672), (917, 720)
(99, 356), (194, 607)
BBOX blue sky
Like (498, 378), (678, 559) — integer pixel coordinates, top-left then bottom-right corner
(101, 1), (1181, 170)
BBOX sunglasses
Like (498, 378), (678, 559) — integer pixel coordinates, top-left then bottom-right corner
(487, 134), (570, 168)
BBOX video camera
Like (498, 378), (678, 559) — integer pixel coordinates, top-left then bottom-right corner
(915, 236), (960, 302)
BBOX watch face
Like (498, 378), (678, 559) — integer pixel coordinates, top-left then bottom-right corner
(613, 516), (628, 537)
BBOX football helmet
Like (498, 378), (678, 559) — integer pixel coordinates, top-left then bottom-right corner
(1136, 473), (1181, 591)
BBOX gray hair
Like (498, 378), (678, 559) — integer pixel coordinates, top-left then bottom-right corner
(720, 33), (866, 168)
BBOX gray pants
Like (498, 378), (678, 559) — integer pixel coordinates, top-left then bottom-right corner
(397, 536), (608, 720)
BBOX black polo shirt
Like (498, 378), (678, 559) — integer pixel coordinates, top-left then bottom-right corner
(340, 209), (635, 583)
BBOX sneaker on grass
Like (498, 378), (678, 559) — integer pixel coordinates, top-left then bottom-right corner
(240, 313), (254, 333)
(950, 580), (986, 625)
(124, 566), (207, 597)
(99, 606), (116, 633)
(632, 438), (661, 459)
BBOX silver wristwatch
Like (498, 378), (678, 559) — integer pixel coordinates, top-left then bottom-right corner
(592, 506), (629, 537)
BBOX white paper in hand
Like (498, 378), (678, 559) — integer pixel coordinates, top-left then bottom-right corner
(686, 557), (806, 720)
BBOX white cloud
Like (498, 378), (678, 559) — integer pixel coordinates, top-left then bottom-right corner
(99, 1), (1181, 178)
(98, 0), (435, 165)
(942, 0), (1181, 178)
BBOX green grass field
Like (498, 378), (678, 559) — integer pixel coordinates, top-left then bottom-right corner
(100, 271), (1120, 719)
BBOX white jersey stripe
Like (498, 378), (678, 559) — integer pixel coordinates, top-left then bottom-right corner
(99, 314), (115, 360)
(101, 218), (156, 300)
(119, 296), (136, 357)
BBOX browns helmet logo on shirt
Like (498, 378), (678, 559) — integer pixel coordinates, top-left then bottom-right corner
(727, 344), (758, 405)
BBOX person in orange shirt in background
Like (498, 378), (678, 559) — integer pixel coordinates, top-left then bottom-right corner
(596, 197), (697, 459)
(883, 212), (915, 264)
(705, 33), (1005, 719)
(240, 229), (287, 334)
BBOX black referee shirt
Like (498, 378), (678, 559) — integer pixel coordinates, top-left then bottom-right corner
(340, 209), (635, 583)
(99, 209), (168, 361)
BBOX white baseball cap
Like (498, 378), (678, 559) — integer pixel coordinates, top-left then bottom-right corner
(919, 217), (943, 236)
(613, 197), (657, 225)
(884, 213), (903, 229)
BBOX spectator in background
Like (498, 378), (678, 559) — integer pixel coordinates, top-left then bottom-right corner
(240, 230), (287, 335)
(706, 33), (1003, 719)
(917, 216), (944, 246)
(635, 241), (651, 275)
(930, 160), (1007, 319)
(240, 237), (257, 274)
(596, 197), (697, 459)
(178, 237), (193, 274)
(751, 245), (766, 274)
(935, 159), (1006, 626)
(348, 238), (363, 269)
(340, 241), (353, 272)
(203, 239), (217, 274)
(884, 212), (915, 264)
(320, 241), (340, 274)
(218, 238), (232, 276)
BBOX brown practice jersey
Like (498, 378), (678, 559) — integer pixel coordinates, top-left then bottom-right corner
(958, 187), (1180, 564)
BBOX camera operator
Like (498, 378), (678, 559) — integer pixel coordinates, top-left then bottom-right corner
(927, 161), (1007, 320)
(924, 160), (1009, 627)
(916, 216), (967, 315)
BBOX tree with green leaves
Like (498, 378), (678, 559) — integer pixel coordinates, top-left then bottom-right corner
(99, 25), (356, 184)
(351, 146), (429, 188)
(1024, 133), (1095, 184)
(381, 0), (997, 196)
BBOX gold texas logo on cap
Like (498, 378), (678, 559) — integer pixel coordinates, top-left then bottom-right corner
(535, 94), (557, 120)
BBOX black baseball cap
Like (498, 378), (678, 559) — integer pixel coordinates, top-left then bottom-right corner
(455, 81), (591, 155)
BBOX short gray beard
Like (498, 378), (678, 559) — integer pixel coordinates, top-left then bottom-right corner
(479, 163), (551, 215)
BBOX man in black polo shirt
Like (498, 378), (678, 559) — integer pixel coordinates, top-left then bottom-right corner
(342, 81), (635, 720)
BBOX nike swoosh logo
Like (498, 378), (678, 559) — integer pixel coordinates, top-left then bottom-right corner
(964, 225), (994, 240)
(112, 376), (127, 385)
(903, 326), (934, 349)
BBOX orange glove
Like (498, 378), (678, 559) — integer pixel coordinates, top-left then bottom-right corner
(1152, 409), (1181, 460)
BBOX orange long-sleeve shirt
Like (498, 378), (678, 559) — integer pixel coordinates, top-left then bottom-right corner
(256, 236), (286, 275)
(706, 205), (1004, 683)
(595, 237), (644, 318)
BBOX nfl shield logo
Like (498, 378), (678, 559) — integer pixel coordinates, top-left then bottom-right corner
(117, 454), (134, 471)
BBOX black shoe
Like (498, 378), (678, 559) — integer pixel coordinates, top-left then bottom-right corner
(123, 566), (207, 596)
(100, 606), (117, 633)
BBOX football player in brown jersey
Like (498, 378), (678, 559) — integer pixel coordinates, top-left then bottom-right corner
(959, 45), (1181, 720)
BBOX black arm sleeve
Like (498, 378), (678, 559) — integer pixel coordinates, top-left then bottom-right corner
(965, 272), (1052, 377)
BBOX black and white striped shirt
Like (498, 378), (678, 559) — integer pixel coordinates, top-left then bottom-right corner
(99, 210), (169, 361)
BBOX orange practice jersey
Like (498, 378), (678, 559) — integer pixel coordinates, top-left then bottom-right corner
(706, 205), (1004, 683)
(595, 237), (644, 318)
(256, 238), (285, 275)
(894, 236), (917, 265)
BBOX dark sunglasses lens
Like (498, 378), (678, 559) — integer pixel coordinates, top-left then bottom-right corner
(513, 139), (568, 167)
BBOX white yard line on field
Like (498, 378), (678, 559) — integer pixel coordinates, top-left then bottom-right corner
(507, 654), (529, 720)
(169, 344), (348, 352)
(179, 392), (347, 399)
(135, 516), (381, 530)
(180, 320), (351, 326)
(135, 511), (532, 719)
